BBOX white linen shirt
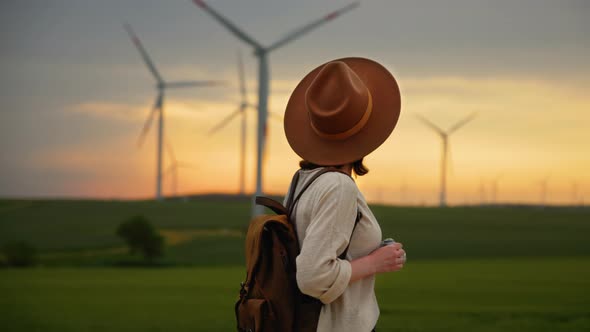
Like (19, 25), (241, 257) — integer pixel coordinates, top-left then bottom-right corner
(284, 168), (382, 332)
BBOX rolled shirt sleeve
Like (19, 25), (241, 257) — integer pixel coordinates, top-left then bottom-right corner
(295, 173), (358, 304)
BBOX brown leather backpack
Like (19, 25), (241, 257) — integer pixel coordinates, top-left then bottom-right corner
(235, 168), (360, 332)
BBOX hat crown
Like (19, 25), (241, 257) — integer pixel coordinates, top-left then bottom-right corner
(305, 61), (371, 139)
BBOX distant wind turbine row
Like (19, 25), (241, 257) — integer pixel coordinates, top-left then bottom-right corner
(124, 2), (489, 209)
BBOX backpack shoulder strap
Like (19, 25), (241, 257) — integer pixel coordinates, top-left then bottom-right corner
(254, 170), (302, 216)
(338, 210), (362, 260)
(286, 167), (360, 260)
(286, 167), (348, 219)
(255, 197), (287, 215)
(284, 169), (301, 213)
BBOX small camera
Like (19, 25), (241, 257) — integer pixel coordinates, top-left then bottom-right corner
(380, 238), (396, 247)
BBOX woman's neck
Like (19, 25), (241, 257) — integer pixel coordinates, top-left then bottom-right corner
(340, 164), (353, 176)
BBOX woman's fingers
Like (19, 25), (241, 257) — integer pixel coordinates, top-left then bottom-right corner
(372, 242), (406, 273)
(394, 249), (406, 265)
(386, 263), (404, 272)
(392, 243), (403, 250)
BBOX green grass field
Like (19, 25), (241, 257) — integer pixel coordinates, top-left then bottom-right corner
(1, 199), (589, 331)
(1, 258), (588, 331)
(1, 199), (589, 266)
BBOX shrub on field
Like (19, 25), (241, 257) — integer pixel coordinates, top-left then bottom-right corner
(1, 241), (38, 267)
(116, 216), (164, 263)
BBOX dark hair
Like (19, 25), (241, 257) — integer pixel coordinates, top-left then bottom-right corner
(299, 158), (369, 177)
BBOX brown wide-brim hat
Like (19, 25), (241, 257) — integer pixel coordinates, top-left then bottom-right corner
(284, 57), (401, 165)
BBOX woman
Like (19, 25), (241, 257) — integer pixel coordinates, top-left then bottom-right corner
(283, 58), (406, 332)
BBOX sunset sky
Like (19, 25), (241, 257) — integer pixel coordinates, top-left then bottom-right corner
(1, 0), (588, 205)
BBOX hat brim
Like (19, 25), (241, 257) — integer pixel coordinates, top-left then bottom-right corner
(284, 57), (401, 165)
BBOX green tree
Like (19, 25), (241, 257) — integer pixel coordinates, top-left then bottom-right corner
(116, 216), (164, 263)
(2, 241), (38, 267)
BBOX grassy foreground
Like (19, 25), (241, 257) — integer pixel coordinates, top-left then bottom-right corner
(1, 257), (589, 332)
(1, 199), (589, 331)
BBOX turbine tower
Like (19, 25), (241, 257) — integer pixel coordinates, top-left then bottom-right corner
(416, 113), (477, 207)
(571, 181), (579, 205)
(490, 174), (503, 205)
(478, 177), (487, 205)
(124, 23), (219, 200)
(192, 0), (360, 216)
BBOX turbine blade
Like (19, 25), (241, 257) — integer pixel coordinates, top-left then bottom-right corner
(448, 112), (478, 134)
(192, 0), (263, 50)
(165, 80), (222, 89)
(137, 94), (162, 147)
(415, 114), (445, 137)
(165, 139), (177, 164)
(238, 50), (247, 101)
(267, 1), (360, 52)
(246, 103), (258, 111)
(209, 107), (242, 135)
(123, 23), (164, 83)
(164, 164), (176, 176)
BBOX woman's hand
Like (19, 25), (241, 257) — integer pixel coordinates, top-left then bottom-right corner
(369, 242), (405, 274)
(349, 242), (406, 284)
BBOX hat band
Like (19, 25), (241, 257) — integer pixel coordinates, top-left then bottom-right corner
(310, 91), (373, 141)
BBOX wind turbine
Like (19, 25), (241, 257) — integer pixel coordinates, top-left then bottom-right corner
(478, 178), (487, 205)
(192, 0), (360, 216)
(571, 180), (586, 207)
(209, 51), (256, 196)
(416, 113), (478, 207)
(209, 52), (284, 196)
(124, 23), (219, 201)
(571, 181), (579, 205)
(490, 174), (503, 205)
(164, 141), (197, 198)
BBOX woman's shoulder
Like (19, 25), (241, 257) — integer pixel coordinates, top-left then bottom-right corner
(305, 169), (358, 198)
